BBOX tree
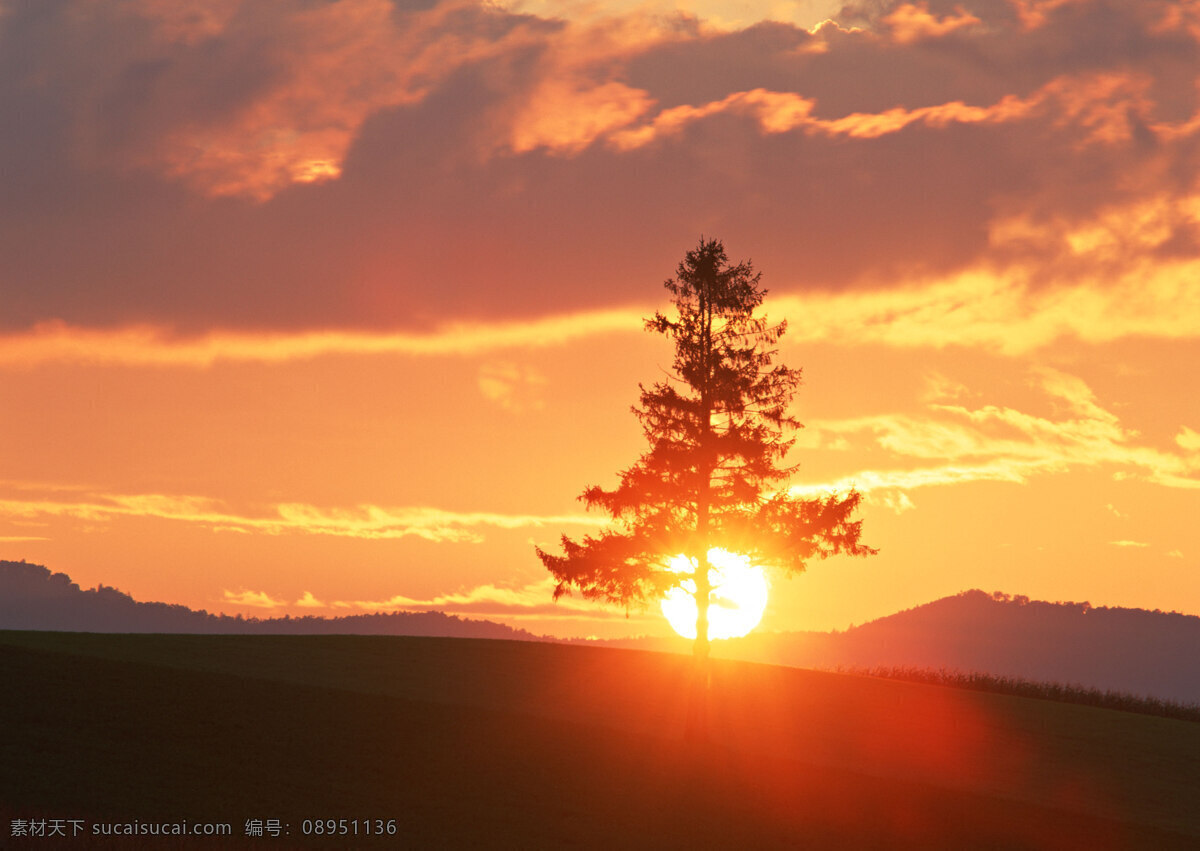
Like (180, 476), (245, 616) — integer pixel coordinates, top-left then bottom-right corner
(536, 238), (875, 665)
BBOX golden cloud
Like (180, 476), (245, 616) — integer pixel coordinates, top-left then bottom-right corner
(1177, 427), (1200, 453)
(294, 591), (325, 608)
(770, 251), (1200, 355)
(4, 243), (1200, 367)
(791, 368), (1200, 497)
(0, 486), (606, 541)
(509, 79), (654, 153)
(223, 588), (287, 608)
(882, 2), (980, 44)
(0, 308), (643, 367)
(604, 64), (1197, 152)
(337, 575), (639, 618)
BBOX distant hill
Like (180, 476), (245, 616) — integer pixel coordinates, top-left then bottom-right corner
(6, 560), (1199, 704)
(0, 560), (541, 641)
(602, 590), (1200, 704)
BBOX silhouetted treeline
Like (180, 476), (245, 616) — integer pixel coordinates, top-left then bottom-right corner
(0, 561), (541, 641)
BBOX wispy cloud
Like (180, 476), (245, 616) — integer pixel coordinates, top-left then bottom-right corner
(218, 574), (649, 620)
(333, 575), (645, 619)
(478, 361), (548, 412)
(1109, 540), (1150, 548)
(770, 257), (1200, 356)
(791, 368), (1200, 498)
(0, 310), (643, 367)
(0, 485), (604, 541)
(5, 255), (1200, 368)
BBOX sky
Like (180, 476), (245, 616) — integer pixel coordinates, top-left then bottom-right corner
(2, 0), (1199, 639)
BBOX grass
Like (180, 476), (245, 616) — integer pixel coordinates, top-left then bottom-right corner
(2, 630), (1199, 848)
(835, 665), (1200, 723)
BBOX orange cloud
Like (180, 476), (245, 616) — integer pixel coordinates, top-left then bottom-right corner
(501, 10), (690, 153)
(0, 486), (606, 541)
(1009, 0), (1087, 31)
(768, 252), (1200, 354)
(791, 368), (1200, 499)
(509, 79), (653, 153)
(223, 588), (287, 608)
(336, 575), (641, 618)
(882, 2), (980, 44)
(295, 591), (325, 608)
(1177, 427), (1200, 452)
(0, 308), (644, 367)
(605, 65), (1193, 152)
(478, 361), (548, 411)
(64, 0), (564, 200)
(4, 243), (1199, 368)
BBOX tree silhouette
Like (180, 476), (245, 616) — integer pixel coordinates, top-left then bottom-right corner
(537, 239), (875, 672)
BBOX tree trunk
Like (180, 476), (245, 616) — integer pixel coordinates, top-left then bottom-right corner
(685, 550), (712, 742)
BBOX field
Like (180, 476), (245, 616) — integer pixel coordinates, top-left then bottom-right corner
(2, 631), (1198, 848)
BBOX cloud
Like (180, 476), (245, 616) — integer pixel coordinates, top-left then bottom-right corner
(4, 252), (1200, 369)
(478, 361), (548, 411)
(33, 0), (565, 201)
(0, 484), (606, 541)
(882, 2), (980, 43)
(1177, 426), (1200, 452)
(766, 255), (1200, 355)
(295, 590), (325, 608)
(223, 588), (287, 608)
(4, 0), (1200, 335)
(1108, 540), (1150, 548)
(337, 575), (644, 618)
(791, 367), (1200, 497)
(0, 310), (643, 367)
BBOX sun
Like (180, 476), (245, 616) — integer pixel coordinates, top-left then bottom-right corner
(660, 548), (769, 640)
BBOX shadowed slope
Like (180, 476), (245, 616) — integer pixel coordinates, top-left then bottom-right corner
(1, 632), (1197, 848)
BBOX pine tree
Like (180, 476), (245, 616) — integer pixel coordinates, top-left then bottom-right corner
(537, 238), (874, 663)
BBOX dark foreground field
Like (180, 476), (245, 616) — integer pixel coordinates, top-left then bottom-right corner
(2, 632), (1198, 848)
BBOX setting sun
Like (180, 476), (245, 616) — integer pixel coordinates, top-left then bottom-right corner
(661, 549), (769, 640)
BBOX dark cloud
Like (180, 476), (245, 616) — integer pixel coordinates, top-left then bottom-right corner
(1, 0), (1197, 332)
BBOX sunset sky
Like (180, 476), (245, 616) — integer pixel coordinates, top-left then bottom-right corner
(2, 0), (1199, 638)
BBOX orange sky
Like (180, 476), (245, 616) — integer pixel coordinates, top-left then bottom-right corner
(2, 0), (1199, 638)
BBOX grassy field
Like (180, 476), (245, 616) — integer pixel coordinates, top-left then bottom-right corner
(2, 631), (1198, 848)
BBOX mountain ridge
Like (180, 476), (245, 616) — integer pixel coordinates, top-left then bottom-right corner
(599, 589), (1200, 703)
(0, 560), (541, 641)
(4, 559), (1198, 703)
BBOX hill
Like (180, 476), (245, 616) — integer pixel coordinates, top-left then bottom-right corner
(602, 590), (1200, 705)
(0, 560), (539, 641)
(1, 631), (1197, 848)
(7, 560), (1200, 705)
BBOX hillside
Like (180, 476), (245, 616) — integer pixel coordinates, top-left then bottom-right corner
(1, 631), (1197, 848)
(605, 590), (1200, 705)
(0, 560), (538, 641)
(7, 560), (1200, 705)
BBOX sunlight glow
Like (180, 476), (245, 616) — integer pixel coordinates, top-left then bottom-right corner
(661, 548), (769, 640)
